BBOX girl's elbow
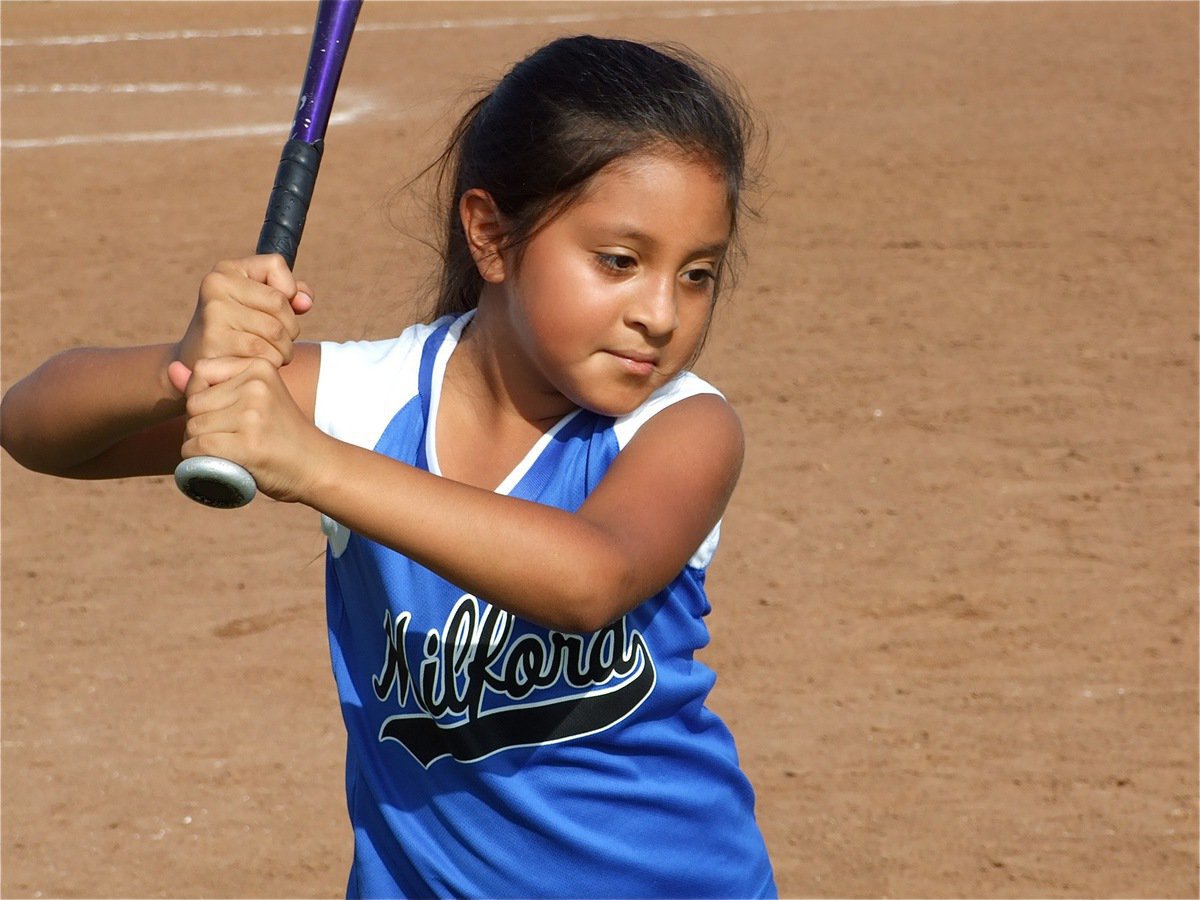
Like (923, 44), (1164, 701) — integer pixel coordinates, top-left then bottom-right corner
(2, 406), (68, 476)
(550, 608), (623, 636)
(0, 400), (40, 472)
(551, 562), (642, 634)
(2, 405), (90, 477)
(2, 435), (68, 476)
(552, 604), (619, 635)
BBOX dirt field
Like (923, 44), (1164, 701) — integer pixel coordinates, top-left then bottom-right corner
(2, 2), (1196, 897)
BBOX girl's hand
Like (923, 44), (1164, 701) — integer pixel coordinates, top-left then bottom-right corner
(173, 255), (314, 384)
(170, 355), (326, 504)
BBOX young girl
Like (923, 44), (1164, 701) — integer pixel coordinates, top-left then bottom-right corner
(2, 35), (776, 898)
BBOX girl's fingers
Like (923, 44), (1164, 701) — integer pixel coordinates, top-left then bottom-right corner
(210, 272), (300, 335)
(223, 256), (313, 316)
(220, 253), (296, 298)
(181, 358), (267, 450)
(193, 277), (303, 360)
(292, 280), (315, 315)
(221, 305), (299, 366)
(167, 361), (192, 395)
(188, 356), (258, 394)
(178, 255), (315, 375)
(177, 355), (316, 503)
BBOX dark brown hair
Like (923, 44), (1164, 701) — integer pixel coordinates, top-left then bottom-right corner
(426, 34), (760, 321)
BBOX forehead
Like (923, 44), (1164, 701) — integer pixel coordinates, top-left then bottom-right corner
(567, 149), (733, 248)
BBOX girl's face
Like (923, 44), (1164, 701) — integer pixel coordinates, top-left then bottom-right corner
(490, 148), (733, 418)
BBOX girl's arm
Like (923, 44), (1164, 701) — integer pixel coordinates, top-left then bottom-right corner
(310, 395), (743, 632)
(0, 255), (313, 479)
(1, 342), (188, 478)
(184, 356), (741, 632)
(1, 343), (321, 480)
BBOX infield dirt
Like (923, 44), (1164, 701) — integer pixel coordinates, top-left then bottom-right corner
(2, 2), (1197, 897)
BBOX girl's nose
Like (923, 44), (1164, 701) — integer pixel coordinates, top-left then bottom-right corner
(626, 276), (679, 337)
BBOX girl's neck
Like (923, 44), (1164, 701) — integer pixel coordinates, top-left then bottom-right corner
(435, 303), (577, 491)
(447, 300), (578, 429)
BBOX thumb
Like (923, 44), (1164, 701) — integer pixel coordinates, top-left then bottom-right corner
(292, 281), (315, 315)
(167, 360), (193, 395)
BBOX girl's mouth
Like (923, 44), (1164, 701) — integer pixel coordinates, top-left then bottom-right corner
(607, 350), (658, 376)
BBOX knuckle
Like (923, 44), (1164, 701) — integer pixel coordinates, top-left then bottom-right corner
(242, 406), (265, 429)
(198, 271), (224, 298)
(247, 357), (274, 377)
(270, 291), (293, 317)
(193, 434), (220, 457)
(241, 335), (271, 359)
(251, 341), (282, 366)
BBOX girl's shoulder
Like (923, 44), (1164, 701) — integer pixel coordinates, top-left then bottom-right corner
(611, 370), (725, 450)
(318, 318), (450, 376)
(314, 318), (451, 446)
(606, 372), (738, 572)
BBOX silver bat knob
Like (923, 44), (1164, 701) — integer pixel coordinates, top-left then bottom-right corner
(175, 456), (257, 509)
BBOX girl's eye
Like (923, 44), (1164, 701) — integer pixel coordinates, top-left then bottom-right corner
(595, 253), (637, 274)
(683, 268), (716, 287)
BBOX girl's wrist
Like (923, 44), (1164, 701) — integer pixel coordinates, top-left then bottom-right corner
(291, 429), (346, 510)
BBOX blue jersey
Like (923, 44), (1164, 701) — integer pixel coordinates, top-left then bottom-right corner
(315, 313), (775, 898)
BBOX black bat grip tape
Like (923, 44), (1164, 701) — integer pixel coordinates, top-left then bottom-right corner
(256, 139), (324, 267)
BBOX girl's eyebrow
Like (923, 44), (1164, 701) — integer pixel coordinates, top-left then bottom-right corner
(691, 240), (731, 260)
(606, 226), (729, 259)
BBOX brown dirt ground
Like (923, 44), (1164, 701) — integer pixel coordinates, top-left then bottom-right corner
(1, 2), (1197, 897)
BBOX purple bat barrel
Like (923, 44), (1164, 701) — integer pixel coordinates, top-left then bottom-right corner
(292, 0), (363, 143)
(255, 0), (363, 270)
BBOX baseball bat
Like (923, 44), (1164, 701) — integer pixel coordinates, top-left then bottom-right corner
(175, 0), (363, 509)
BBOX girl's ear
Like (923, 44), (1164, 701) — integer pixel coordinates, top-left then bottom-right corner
(460, 189), (508, 283)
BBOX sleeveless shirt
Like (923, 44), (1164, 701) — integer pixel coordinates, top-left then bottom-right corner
(315, 313), (776, 898)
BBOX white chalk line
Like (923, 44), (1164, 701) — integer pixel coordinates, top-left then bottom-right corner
(0, 5), (777, 147)
(4, 81), (255, 96)
(1, 93), (376, 150)
(0, 2), (947, 48)
(1, 1), (956, 149)
(0, 6), (780, 47)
